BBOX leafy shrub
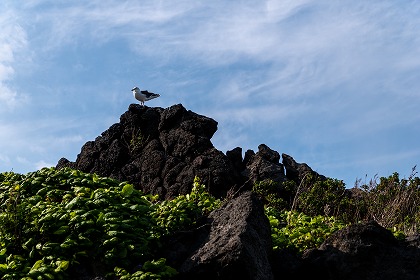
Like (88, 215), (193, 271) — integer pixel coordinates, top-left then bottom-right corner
(252, 178), (348, 253)
(293, 174), (350, 219)
(266, 207), (345, 253)
(0, 167), (156, 279)
(252, 180), (289, 210)
(0, 168), (222, 279)
(151, 176), (221, 238)
(254, 168), (420, 253)
(115, 258), (177, 280)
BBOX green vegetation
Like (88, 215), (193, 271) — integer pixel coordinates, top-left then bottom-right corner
(0, 168), (219, 279)
(151, 176), (221, 238)
(355, 168), (420, 237)
(254, 178), (347, 253)
(114, 259), (177, 280)
(255, 167), (420, 253)
(266, 207), (345, 253)
(0, 166), (419, 278)
(122, 126), (150, 155)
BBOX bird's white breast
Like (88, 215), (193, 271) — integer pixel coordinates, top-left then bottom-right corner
(133, 91), (145, 102)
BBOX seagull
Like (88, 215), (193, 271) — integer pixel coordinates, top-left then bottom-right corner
(131, 86), (160, 106)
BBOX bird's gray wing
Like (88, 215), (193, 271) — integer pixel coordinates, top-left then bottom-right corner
(141, 90), (157, 98)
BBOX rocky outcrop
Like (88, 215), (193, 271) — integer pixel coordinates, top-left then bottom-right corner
(58, 104), (314, 199)
(57, 104), (242, 199)
(241, 144), (286, 185)
(299, 220), (420, 280)
(281, 153), (326, 183)
(159, 191), (273, 280)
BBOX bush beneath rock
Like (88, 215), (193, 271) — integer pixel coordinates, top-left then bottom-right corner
(0, 168), (219, 279)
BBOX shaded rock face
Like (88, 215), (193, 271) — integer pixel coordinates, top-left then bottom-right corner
(57, 104), (241, 199)
(241, 144), (286, 186)
(300, 221), (420, 280)
(160, 191), (273, 280)
(226, 145), (326, 191)
(281, 153), (325, 183)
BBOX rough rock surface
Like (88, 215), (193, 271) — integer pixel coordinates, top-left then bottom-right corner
(58, 104), (316, 199)
(300, 221), (420, 280)
(160, 191), (273, 280)
(241, 144), (286, 186)
(282, 153), (325, 183)
(57, 104), (241, 199)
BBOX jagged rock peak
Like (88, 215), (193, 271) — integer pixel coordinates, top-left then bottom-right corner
(57, 103), (325, 199)
(57, 104), (240, 199)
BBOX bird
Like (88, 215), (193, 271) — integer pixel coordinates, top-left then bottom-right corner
(131, 86), (160, 106)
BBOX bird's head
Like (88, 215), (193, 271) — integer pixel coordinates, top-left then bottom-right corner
(131, 87), (139, 91)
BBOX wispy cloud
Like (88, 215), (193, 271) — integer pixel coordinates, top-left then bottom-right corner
(0, 115), (103, 173)
(0, 8), (28, 111)
(18, 1), (196, 50)
(34, 160), (55, 170)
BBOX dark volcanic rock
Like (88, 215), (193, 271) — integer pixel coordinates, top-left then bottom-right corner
(57, 104), (321, 199)
(163, 191), (273, 280)
(57, 104), (240, 199)
(406, 233), (420, 248)
(282, 153), (325, 183)
(242, 144), (286, 187)
(301, 220), (420, 280)
(226, 147), (245, 175)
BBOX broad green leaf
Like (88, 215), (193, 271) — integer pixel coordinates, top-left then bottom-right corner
(121, 184), (134, 197)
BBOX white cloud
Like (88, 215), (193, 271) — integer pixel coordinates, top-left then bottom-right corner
(0, 154), (11, 166)
(35, 160), (54, 170)
(0, 114), (100, 173)
(201, 2), (419, 124)
(0, 85), (18, 109)
(17, 0), (196, 51)
(0, 8), (28, 111)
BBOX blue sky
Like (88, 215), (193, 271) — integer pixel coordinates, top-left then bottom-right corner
(1, 1), (419, 187)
